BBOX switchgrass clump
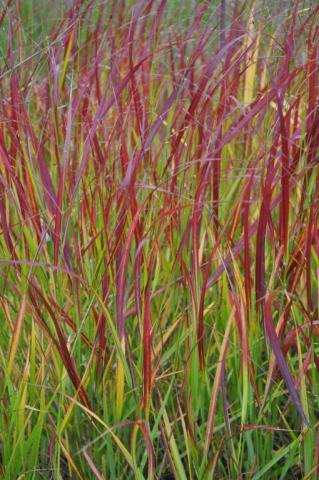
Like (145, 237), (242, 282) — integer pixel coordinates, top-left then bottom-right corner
(0, 0), (319, 478)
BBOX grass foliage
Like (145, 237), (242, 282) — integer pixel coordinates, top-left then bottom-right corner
(0, 0), (319, 478)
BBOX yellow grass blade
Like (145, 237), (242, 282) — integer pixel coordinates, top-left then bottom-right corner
(7, 293), (27, 376)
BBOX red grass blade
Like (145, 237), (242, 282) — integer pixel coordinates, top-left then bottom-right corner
(264, 294), (308, 425)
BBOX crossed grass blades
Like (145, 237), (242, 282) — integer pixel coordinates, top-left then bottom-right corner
(0, 0), (319, 478)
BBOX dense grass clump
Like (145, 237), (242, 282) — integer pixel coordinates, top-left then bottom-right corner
(0, 0), (319, 478)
